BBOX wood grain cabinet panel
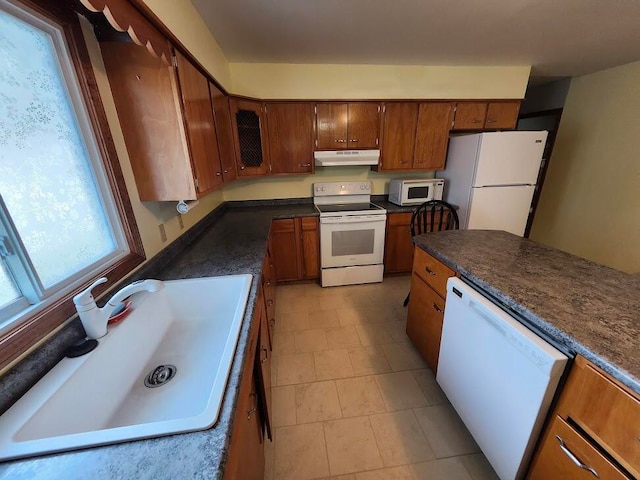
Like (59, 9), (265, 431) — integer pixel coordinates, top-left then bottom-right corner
(406, 273), (445, 372)
(265, 103), (314, 174)
(380, 102), (418, 170)
(300, 217), (320, 279)
(230, 99), (270, 176)
(101, 42), (196, 201)
(485, 101), (520, 129)
(174, 51), (223, 195)
(271, 219), (301, 281)
(384, 213), (415, 274)
(262, 248), (276, 343)
(452, 102), (488, 130)
(413, 103), (454, 170)
(209, 83), (237, 183)
(347, 103), (380, 149)
(528, 416), (627, 480)
(315, 103), (348, 149)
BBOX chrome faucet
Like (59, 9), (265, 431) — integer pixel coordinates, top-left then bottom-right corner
(73, 277), (165, 339)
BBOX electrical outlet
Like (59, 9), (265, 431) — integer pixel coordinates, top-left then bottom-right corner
(177, 214), (184, 230)
(158, 224), (167, 242)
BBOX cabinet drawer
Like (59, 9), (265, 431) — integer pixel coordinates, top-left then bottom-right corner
(567, 361), (640, 476)
(528, 416), (628, 480)
(300, 216), (318, 230)
(406, 274), (445, 372)
(413, 247), (455, 298)
(388, 212), (413, 226)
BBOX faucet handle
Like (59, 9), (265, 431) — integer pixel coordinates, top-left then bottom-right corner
(73, 277), (108, 312)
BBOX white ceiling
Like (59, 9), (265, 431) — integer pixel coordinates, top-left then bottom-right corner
(191, 0), (640, 80)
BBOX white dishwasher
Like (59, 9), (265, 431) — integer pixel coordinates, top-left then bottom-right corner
(437, 277), (568, 480)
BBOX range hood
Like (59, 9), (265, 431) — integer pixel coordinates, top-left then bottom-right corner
(314, 150), (380, 167)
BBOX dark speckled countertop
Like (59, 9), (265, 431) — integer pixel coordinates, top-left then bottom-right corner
(413, 229), (640, 394)
(0, 203), (317, 480)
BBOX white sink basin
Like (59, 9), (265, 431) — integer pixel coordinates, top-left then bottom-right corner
(0, 274), (252, 461)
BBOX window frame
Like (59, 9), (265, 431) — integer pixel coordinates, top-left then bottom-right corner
(0, 0), (145, 372)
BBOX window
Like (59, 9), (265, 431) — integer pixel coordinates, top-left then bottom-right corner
(0, 0), (144, 367)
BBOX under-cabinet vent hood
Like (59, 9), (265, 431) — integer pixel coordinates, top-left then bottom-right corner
(314, 150), (380, 167)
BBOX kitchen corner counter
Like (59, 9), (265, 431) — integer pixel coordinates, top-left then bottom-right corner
(0, 203), (318, 480)
(413, 229), (640, 394)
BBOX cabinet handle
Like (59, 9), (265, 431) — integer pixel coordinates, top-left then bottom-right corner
(425, 266), (436, 276)
(486, 119), (496, 124)
(298, 163), (312, 167)
(472, 119), (482, 124)
(349, 139), (359, 142)
(247, 392), (258, 419)
(223, 169), (228, 174)
(270, 318), (275, 326)
(335, 139), (346, 143)
(216, 172), (222, 176)
(267, 299), (273, 307)
(260, 347), (268, 364)
(555, 435), (599, 478)
(266, 281), (271, 286)
(432, 303), (443, 313)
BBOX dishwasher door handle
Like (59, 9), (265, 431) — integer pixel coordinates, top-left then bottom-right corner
(469, 300), (507, 337)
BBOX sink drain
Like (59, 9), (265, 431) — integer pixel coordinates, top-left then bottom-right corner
(144, 365), (177, 388)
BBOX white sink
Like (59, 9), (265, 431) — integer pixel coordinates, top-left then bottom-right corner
(0, 274), (252, 461)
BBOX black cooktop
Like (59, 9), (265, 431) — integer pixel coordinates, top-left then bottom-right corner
(315, 202), (385, 213)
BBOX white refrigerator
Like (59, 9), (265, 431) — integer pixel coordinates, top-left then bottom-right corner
(438, 131), (548, 237)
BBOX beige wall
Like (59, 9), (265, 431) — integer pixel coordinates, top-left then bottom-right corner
(140, 0), (232, 90)
(530, 61), (640, 274)
(223, 168), (435, 201)
(80, 18), (225, 261)
(229, 63), (530, 100)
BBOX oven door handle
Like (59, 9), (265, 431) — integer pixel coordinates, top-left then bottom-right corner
(320, 216), (386, 224)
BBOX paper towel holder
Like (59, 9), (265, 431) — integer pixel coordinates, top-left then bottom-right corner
(176, 200), (199, 214)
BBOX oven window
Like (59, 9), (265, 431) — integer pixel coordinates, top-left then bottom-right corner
(407, 186), (429, 199)
(332, 230), (375, 256)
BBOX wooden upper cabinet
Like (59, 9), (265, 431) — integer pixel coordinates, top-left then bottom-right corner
(101, 42), (197, 201)
(485, 101), (520, 129)
(348, 103), (380, 148)
(452, 101), (520, 130)
(315, 102), (380, 150)
(209, 83), (237, 183)
(174, 51), (223, 195)
(380, 102), (418, 170)
(315, 103), (348, 149)
(414, 103), (454, 170)
(265, 103), (314, 174)
(452, 102), (488, 130)
(230, 99), (270, 176)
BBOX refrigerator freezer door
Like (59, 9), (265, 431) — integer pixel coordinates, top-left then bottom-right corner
(473, 132), (547, 187)
(467, 185), (535, 236)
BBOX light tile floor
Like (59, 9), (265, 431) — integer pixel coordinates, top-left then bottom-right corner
(265, 276), (499, 480)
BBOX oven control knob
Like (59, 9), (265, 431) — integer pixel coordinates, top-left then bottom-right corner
(365, 184), (370, 190)
(321, 186), (325, 191)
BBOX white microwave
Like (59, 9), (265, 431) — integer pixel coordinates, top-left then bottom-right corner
(388, 179), (444, 206)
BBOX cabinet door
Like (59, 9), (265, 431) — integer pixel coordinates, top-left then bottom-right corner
(230, 99), (270, 176)
(266, 103), (314, 174)
(262, 249), (276, 345)
(271, 219), (301, 281)
(452, 102), (488, 130)
(380, 103), (418, 170)
(101, 42), (195, 201)
(413, 103), (453, 170)
(406, 274), (445, 372)
(209, 84), (237, 183)
(528, 416), (627, 480)
(384, 213), (414, 274)
(300, 217), (320, 279)
(485, 101), (520, 129)
(256, 294), (272, 440)
(316, 103), (348, 149)
(348, 103), (380, 149)
(174, 52), (223, 195)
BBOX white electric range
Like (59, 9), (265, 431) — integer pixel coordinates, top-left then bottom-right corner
(313, 181), (387, 287)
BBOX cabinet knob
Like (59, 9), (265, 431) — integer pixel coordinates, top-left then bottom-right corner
(216, 172), (222, 176)
(240, 165), (246, 170)
(349, 139), (359, 142)
(432, 303), (443, 313)
(425, 266), (436, 276)
(260, 347), (268, 364)
(267, 299), (273, 306)
(223, 169), (229, 174)
(270, 318), (275, 326)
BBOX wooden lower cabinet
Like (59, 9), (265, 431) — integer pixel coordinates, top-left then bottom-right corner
(384, 213), (414, 274)
(527, 355), (640, 479)
(270, 217), (320, 282)
(255, 291), (272, 440)
(406, 273), (445, 372)
(528, 416), (627, 480)
(262, 247), (277, 345)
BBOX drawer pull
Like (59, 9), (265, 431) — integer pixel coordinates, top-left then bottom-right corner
(432, 303), (443, 313)
(267, 299), (273, 307)
(425, 266), (436, 276)
(260, 347), (268, 364)
(555, 435), (599, 478)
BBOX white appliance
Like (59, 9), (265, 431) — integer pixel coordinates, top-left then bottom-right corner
(437, 277), (568, 480)
(314, 150), (380, 167)
(313, 181), (387, 287)
(388, 178), (444, 206)
(438, 131), (547, 236)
